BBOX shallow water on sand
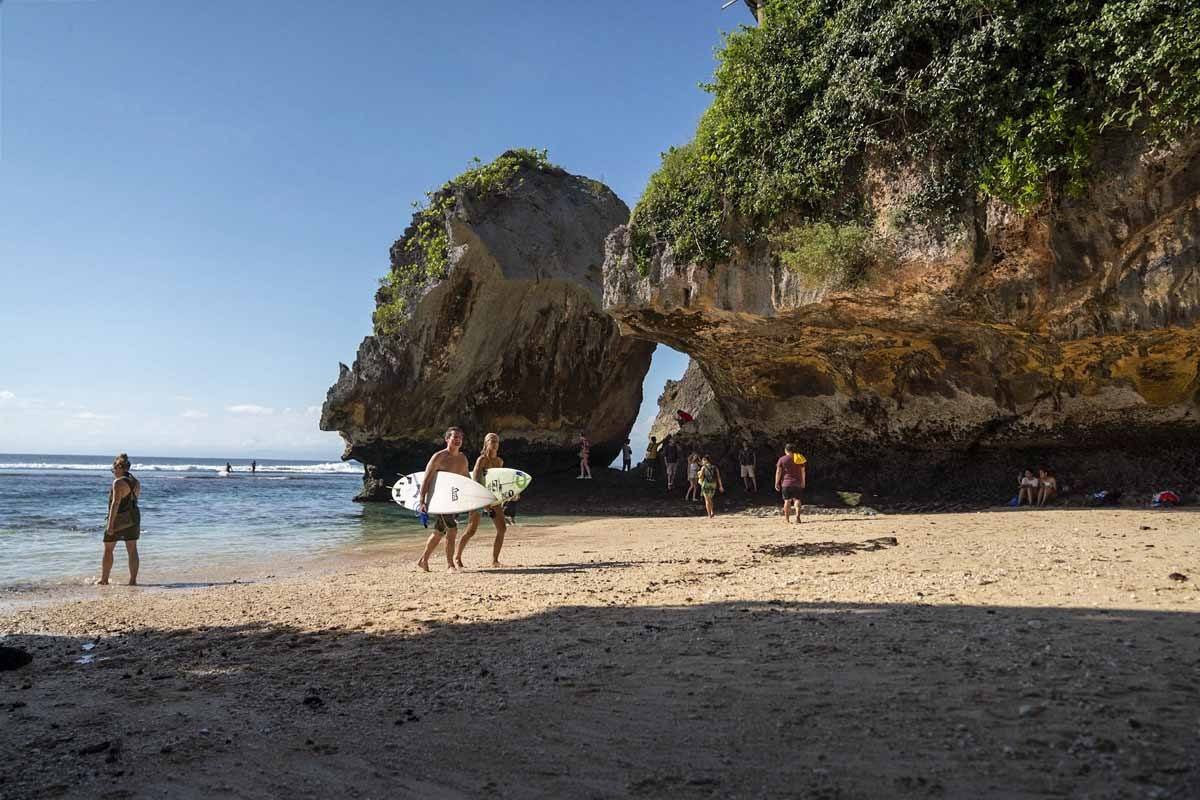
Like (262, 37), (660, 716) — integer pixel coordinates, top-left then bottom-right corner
(0, 454), (576, 592)
(0, 454), (427, 587)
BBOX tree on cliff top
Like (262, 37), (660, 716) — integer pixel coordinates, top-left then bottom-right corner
(630, 0), (1200, 273)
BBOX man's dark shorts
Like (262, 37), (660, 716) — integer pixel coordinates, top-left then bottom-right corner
(434, 514), (459, 533)
(781, 486), (804, 501)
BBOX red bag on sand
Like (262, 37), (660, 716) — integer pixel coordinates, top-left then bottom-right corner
(1152, 490), (1180, 506)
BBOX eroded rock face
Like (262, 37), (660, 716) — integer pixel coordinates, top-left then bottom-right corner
(324, 164), (654, 499)
(606, 134), (1200, 500)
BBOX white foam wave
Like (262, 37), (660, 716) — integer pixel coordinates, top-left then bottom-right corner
(0, 461), (360, 474)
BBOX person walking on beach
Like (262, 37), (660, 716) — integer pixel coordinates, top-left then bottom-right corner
(738, 442), (757, 492)
(416, 427), (470, 572)
(774, 444), (806, 524)
(621, 438), (632, 472)
(456, 432), (507, 568)
(685, 453), (701, 501)
(697, 455), (724, 518)
(644, 436), (659, 481)
(661, 436), (679, 491)
(577, 432), (592, 480)
(98, 453), (141, 585)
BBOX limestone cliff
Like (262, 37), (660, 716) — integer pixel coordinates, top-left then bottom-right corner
(323, 155), (654, 499)
(606, 134), (1200, 501)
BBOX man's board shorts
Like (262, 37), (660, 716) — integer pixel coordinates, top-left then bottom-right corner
(740, 465), (754, 478)
(434, 514), (460, 533)
(700, 481), (718, 498)
(781, 485), (803, 501)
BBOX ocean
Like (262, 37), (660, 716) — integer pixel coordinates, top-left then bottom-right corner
(0, 453), (428, 587)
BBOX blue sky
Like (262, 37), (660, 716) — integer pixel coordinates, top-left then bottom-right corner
(0, 0), (746, 459)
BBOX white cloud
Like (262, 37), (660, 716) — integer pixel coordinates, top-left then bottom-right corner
(226, 404), (275, 416)
(181, 409), (209, 419)
(71, 411), (111, 420)
(305, 405), (322, 416)
(0, 390), (13, 401)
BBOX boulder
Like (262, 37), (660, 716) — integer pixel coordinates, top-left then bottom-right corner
(323, 155), (654, 500)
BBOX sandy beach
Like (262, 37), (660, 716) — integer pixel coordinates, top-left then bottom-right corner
(2, 507), (1198, 799)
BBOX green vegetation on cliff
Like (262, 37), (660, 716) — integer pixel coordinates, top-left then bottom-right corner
(629, 0), (1200, 273)
(374, 148), (555, 335)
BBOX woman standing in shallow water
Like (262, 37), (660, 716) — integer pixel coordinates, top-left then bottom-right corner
(456, 433), (508, 568)
(99, 453), (141, 585)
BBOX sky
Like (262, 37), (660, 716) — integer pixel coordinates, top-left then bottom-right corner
(0, 0), (749, 459)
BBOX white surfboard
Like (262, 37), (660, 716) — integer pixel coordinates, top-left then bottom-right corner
(483, 468), (533, 503)
(390, 471), (498, 515)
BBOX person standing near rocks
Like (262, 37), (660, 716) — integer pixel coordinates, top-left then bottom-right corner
(685, 453), (701, 501)
(644, 436), (659, 481)
(621, 438), (633, 472)
(774, 444), (806, 524)
(698, 455), (724, 518)
(98, 453), (141, 585)
(416, 427), (469, 572)
(738, 442), (757, 492)
(456, 432), (507, 568)
(577, 432), (592, 480)
(661, 436), (680, 491)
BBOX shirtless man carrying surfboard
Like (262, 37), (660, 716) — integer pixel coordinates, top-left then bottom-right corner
(416, 426), (470, 572)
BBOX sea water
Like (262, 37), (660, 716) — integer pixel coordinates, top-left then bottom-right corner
(0, 453), (429, 587)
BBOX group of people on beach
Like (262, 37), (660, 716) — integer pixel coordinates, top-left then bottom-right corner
(93, 430), (811, 583)
(1017, 468), (1057, 506)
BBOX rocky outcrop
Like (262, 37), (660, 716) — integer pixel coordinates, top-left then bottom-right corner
(323, 160), (654, 499)
(605, 133), (1200, 501)
(648, 359), (729, 445)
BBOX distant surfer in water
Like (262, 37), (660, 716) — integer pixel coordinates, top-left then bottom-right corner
(416, 426), (469, 572)
(225, 462), (233, 473)
(456, 432), (507, 568)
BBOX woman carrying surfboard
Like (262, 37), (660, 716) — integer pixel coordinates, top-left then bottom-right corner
(455, 432), (508, 568)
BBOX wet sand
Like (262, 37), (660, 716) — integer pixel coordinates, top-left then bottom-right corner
(2, 508), (1198, 798)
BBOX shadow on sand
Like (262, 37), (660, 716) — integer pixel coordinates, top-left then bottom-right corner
(2, 600), (1198, 798)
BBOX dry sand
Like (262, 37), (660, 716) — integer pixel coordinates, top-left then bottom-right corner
(2, 508), (1198, 799)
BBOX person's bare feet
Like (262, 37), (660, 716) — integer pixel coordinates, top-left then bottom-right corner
(416, 559), (430, 572)
(94, 578), (109, 586)
(491, 560), (503, 568)
(127, 580), (137, 586)
(446, 564), (458, 573)
(455, 558), (465, 568)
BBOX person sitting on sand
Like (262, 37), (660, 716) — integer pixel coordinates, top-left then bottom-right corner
(577, 432), (592, 480)
(774, 444), (806, 524)
(1018, 469), (1038, 506)
(698, 455), (724, 518)
(644, 436), (659, 481)
(416, 427), (470, 572)
(99, 453), (141, 586)
(1037, 468), (1057, 506)
(456, 432), (507, 568)
(685, 453), (701, 501)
